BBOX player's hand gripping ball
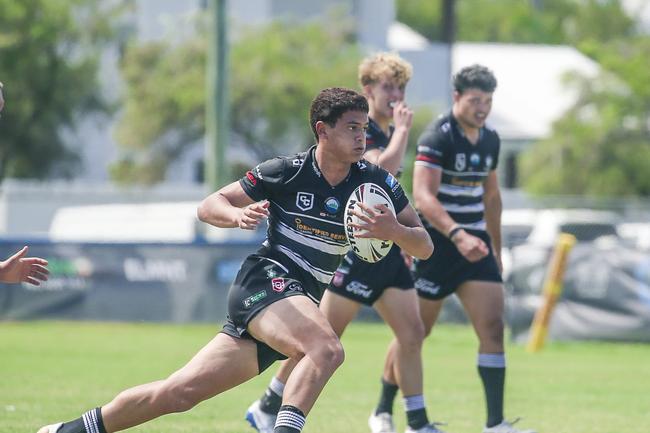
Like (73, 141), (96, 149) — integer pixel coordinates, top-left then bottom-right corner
(344, 183), (395, 263)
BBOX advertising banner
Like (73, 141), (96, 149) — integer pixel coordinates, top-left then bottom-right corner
(0, 241), (259, 323)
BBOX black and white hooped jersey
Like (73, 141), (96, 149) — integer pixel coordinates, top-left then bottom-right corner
(366, 118), (393, 153)
(415, 113), (500, 232)
(366, 117), (405, 179)
(240, 145), (409, 301)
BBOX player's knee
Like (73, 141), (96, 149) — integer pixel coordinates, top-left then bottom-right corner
(423, 324), (434, 338)
(395, 321), (425, 351)
(480, 317), (504, 346)
(311, 335), (345, 372)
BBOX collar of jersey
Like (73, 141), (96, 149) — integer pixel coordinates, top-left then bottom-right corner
(449, 112), (484, 143)
(308, 144), (355, 188)
(368, 117), (393, 142)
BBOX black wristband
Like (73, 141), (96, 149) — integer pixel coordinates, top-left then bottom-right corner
(448, 226), (462, 240)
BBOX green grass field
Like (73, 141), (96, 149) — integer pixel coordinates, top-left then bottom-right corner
(2, 321), (649, 433)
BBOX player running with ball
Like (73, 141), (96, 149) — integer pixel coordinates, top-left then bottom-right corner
(37, 87), (432, 433)
(245, 53), (446, 433)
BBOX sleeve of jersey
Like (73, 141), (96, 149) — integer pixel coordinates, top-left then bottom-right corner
(379, 171), (410, 215)
(415, 128), (444, 170)
(492, 131), (501, 170)
(239, 157), (287, 202)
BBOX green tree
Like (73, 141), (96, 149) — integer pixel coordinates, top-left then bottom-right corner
(0, 0), (127, 180)
(396, 0), (634, 45)
(111, 17), (361, 184)
(520, 36), (650, 196)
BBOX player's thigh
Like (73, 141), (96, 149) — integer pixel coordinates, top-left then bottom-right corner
(374, 287), (424, 341)
(166, 332), (259, 400)
(456, 280), (504, 336)
(320, 289), (362, 337)
(248, 295), (339, 359)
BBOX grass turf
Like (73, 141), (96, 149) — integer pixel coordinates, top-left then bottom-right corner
(2, 321), (649, 433)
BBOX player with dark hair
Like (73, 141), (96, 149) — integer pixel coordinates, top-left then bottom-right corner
(37, 87), (433, 433)
(377, 64), (536, 433)
(244, 53), (445, 433)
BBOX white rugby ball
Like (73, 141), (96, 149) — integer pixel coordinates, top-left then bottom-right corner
(344, 182), (395, 263)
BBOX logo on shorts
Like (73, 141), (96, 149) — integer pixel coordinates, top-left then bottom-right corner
(243, 290), (267, 308)
(414, 278), (440, 295)
(345, 281), (372, 298)
(271, 277), (285, 292)
(296, 192), (314, 211)
(286, 282), (303, 293)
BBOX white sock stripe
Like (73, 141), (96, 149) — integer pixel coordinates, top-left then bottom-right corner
(269, 377), (285, 396)
(276, 410), (306, 430)
(82, 410), (98, 433)
(477, 353), (506, 368)
(403, 394), (426, 411)
(89, 409), (100, 433)
(82, 413), (92, 433)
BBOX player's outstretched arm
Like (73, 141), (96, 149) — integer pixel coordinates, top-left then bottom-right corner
(197, 181), (268, 230)
(0, 246), (49, 285)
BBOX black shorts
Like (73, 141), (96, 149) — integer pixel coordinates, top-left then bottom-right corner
(414, 229), (502, 301)
(220, 253), (310, 373)
(327, 246), (414, 306)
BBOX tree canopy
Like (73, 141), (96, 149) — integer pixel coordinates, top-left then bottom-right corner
(111, 16), (361, 184)
(0, 0), (126, 181)
(397, 0), (634, 46)
(520, 36), (650, 196)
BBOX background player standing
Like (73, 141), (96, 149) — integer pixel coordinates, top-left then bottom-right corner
(245, 53), (445, 433)
(379, 65), (536, 433)
(37, 87), (433, 433)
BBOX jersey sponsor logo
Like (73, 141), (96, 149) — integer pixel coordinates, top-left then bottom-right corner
(292, 157), (303, 166)
(414, 278), (440, 295)
(271, 277), (285, 292)
(246, 171), (257, 185)
(345, 280), (372, 298)
(470, 153), (480, 167)
(385, 173), (398, 189)
(294, 218), (347, 242)
(243, 290), (267, 308)
(441, 121), (451, 133)
(455, 154), (466, 171)
(357, 161), (367, 170)
(296, 192), (314, 211)
(485, 155), (493, 170)
(324, 197), (340, 214)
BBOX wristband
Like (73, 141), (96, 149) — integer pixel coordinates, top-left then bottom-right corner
(447, 225), (462, 240)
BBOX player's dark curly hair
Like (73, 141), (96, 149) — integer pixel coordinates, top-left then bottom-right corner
(309, 87), (369, 141)
(453, 64), (497, 94)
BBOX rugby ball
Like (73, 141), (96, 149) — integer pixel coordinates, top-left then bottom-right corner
(344, 183), (395, 263)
